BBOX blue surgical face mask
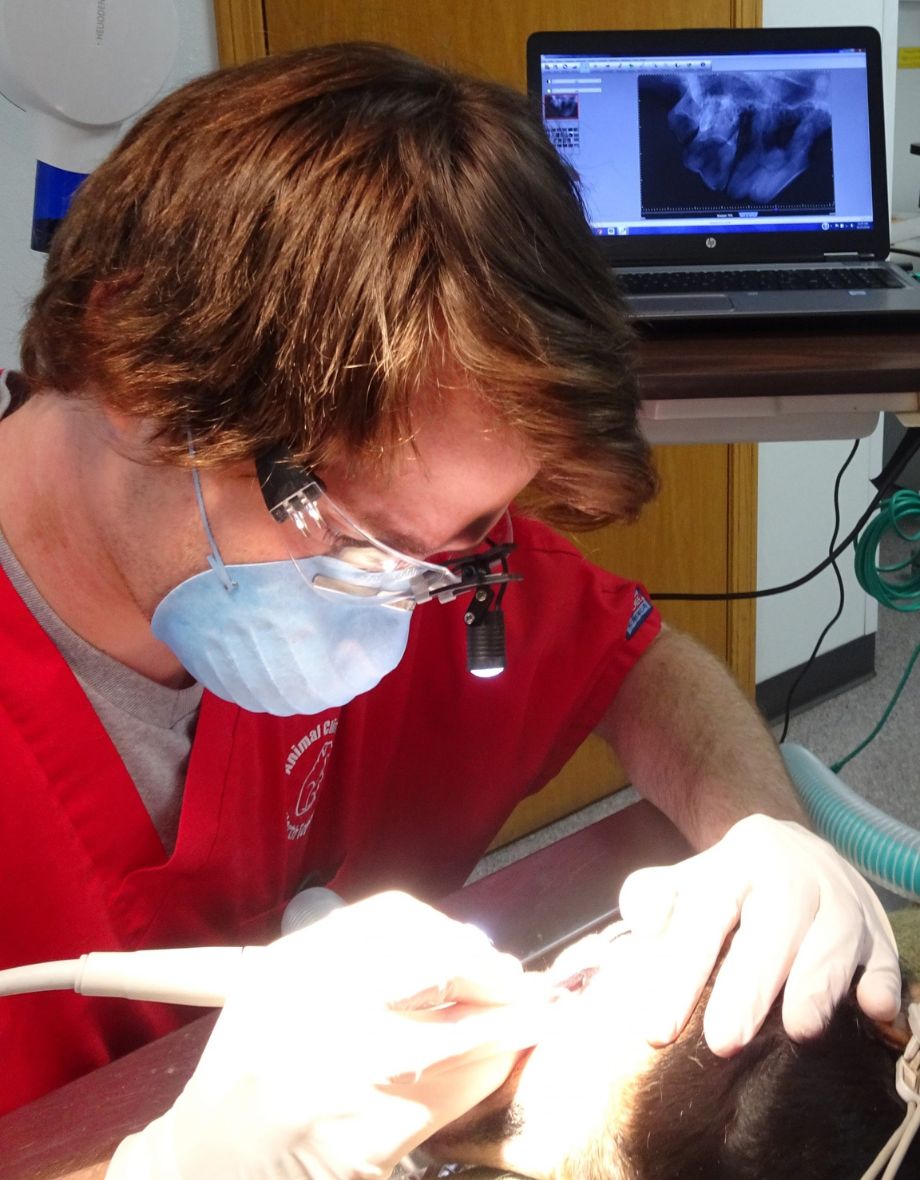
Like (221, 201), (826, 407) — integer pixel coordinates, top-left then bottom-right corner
(150, 471), (413, 716)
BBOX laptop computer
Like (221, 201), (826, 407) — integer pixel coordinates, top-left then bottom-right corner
(526, 25), (920, 321)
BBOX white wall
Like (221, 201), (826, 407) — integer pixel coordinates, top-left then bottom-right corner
(0, 1), (219, 367)
(893, 1), (920, 220)
(755, 0), (900, 684)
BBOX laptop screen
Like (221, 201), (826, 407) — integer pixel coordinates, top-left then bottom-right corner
(526, 27), (889, 265)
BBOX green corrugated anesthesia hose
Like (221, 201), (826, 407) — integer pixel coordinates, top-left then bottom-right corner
(783, 743), (920, 902)
(781, 488), (920, 901)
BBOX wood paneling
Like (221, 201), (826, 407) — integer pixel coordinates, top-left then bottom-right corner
(732, 0), (764, 29)
(212, 0), (762, 845)
(213, 0), (267, 66)
(727, 442), (758, 696)
(264, 0), (738, 85)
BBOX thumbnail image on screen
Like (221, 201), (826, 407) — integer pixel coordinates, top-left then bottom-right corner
(544, 91), (581, 154)
(544, 91), (579, 120)
(638, 70), (835, 217)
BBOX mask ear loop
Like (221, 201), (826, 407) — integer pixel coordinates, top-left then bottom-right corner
(187, 435), (237, 592)
(0, 370), (12, 420)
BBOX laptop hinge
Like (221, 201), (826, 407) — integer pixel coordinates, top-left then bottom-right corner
(823, 252), (873, 261)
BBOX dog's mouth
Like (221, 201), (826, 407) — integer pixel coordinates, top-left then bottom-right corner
(551, 924), (631, 996)
(556, 964), (600, 995)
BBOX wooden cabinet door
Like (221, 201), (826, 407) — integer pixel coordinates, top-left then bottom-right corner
(213, 0), (761, 844)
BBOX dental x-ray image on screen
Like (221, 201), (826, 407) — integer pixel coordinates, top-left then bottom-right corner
(526, 26), (920, 321)
(638, 71), (834, 216)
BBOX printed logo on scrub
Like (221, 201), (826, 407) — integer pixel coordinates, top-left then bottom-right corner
(283, 718), (338, 841)
(626, 589), (652, 639)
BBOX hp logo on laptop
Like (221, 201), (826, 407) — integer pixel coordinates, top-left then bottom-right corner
(705, 237), (717, 248)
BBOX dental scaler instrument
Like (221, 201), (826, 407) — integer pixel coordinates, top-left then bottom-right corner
(0, 888), (344, 1008)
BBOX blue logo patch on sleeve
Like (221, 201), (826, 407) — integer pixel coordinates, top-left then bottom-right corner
(626, 589), (653, 639)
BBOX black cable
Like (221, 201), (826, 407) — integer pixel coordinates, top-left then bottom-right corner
(651, 425), (920, 601)
(653, 484), (871, 601)
(777, 439), (859, 743)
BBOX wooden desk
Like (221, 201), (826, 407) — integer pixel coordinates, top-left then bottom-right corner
(633, 317), (920, 402)
(0, 801), (691, 1180)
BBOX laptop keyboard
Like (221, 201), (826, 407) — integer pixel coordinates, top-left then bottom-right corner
(619, 267), (903, 295)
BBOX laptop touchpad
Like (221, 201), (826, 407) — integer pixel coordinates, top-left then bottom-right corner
(628, 294), (734, 315)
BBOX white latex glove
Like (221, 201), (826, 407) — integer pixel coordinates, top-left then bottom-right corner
(618, 814), (901, 1056)
(106, 891), (550, 1180)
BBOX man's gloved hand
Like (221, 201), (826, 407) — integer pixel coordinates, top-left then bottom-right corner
(106, 891), (549, 1180)
(618, 814), (901, 1056)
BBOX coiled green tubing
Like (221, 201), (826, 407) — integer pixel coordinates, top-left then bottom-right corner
(854, 488), (920, 612)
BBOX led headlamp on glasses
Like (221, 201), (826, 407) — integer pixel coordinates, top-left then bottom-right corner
(255, 444), (522, 677)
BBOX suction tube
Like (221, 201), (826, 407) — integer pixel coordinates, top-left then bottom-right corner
(782, 743), (920, 902)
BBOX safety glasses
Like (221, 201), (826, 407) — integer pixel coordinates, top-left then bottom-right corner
(255, 444), (516, 611)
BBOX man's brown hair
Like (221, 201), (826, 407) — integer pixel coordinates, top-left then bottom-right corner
(21, 42), (656, 530)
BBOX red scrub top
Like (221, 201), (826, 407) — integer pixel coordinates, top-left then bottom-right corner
(0, 516), (660, 1113)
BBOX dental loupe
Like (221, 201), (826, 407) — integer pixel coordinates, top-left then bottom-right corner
(257, 445), (522, 676)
